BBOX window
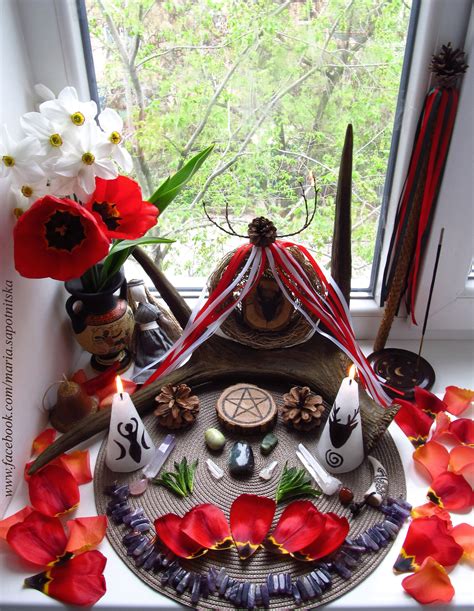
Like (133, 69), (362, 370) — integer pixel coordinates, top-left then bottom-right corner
(83, 0), (414, 293)
(7, 0), (473, 337)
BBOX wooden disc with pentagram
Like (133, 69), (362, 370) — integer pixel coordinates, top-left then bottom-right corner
(216, 383), (277, 434)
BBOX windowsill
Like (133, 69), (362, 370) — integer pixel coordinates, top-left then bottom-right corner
(1, 339), (472, 610)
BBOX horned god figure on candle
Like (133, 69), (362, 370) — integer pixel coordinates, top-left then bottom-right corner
(317, 365), (364, 474)
(106, 376), (155, 472)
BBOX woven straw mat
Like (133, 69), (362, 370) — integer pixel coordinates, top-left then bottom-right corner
(95, 383), (406, 610)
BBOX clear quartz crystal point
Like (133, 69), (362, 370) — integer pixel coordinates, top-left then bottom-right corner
(297, 443), (342, 495)
(259, 460), (279, 481)
(142, 434), (176, 479)
(206, 458), (224, 480)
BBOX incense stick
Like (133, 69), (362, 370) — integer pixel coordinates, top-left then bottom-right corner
(418, 227), (445, 359)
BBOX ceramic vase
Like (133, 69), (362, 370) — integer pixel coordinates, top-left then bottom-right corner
(65, 266), (134, 373)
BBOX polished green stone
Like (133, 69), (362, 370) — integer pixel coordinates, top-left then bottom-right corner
(229, 441), (254, 476)
(260, 432), (278, 455)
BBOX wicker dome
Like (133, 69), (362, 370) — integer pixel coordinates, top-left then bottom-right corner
(208, 246), (325, 349)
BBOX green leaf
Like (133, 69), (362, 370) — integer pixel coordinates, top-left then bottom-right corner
(148, 144), (214, 213)
(275, 462), (321, 504)
(108, 236), (175, 256)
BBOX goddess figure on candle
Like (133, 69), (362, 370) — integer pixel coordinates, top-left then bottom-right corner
(105, 376), (155, 472)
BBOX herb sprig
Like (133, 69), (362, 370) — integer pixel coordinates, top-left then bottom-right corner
(275, 462), (321, 503)
(152, 457), (198, 498)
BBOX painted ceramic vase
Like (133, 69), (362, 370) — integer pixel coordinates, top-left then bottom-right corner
(65, 267), (134, 373)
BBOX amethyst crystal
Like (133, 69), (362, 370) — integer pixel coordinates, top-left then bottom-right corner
(292, 583), (302, 605)
(278, 573), (285, 594)
(260, 583), (270, 608)
(334, 560), (352, 580)
(285, 573), (292, 595)
(200, 574), (210, 599)
(190, 574), (201, 605)
(247, 583), (256, 609)
(218, 575), (230, 597)
(308, 572), (323, 595)
(296, 578), (310, 602)
(176, 571), (192, 593)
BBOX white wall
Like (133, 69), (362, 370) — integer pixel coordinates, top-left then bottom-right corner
(0, 0), (80, 517)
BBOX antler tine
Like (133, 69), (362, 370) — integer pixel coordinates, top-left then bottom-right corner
(277, 182), (318, 238)
(202, 201), (245, 237)
(224, 198), (246, 237)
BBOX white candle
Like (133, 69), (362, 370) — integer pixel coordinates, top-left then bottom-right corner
(317, 365), (364, 474)
(105, 376), (155, 472)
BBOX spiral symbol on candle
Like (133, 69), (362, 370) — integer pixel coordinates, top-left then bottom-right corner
(325, 449), (343, 468)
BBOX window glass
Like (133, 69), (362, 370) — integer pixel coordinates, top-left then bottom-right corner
(85, 0), (412, 290)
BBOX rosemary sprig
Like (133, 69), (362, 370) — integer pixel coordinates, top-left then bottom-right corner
(152, 457), (198, 498)
(275, 462), (321, 504)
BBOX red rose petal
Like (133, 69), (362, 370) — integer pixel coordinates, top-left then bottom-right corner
(294, 512), (349, 561)
(24, 550), (107, 607)
(428, 471), (474, 511)
(393, 516), (463, 573)
(230, 494), (276, 560)
(264, 500), (324, 555)
(394, 399), (433, 447)
(443, 386), (474, 416)
(450, 523), (474, 563)
(28, 464), (80, 516)
(414, 387), (447, 417)
(181, 504), (232, 550)
(154, 514), (206, 559)
(86, 176), (158, 240)
(31, 428), (57, 456)
(14, 195), (110, 281)
(0, 506), (34, 540)
(413, 440), (449, 482)
(65, 516), (108, 554)
(402, 557), (454, 604)
(7, 511), (67, 566)
(57, 450), (92, 485)
(449, 418), (474, 446)
(410, 502), (452, 527)
(449, 445), (474, 477)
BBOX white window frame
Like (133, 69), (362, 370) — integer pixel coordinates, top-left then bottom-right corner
(11, 0), (474, 340)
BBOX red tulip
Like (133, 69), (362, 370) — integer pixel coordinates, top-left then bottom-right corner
(14, 195), (110, 281)
(85, 175), (158, 239)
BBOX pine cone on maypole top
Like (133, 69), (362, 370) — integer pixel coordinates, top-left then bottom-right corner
(281, 386), (325, 431)
(154, 383), (200, 429)
(248, 217), (277, 247)
(430, 42), (468, 88)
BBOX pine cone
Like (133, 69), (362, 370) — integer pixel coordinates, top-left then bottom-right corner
(430, 43), (468, 88)
(154, 383), (200, 429)
(281, 386), (325, 431)
(248, 217), (277, 247)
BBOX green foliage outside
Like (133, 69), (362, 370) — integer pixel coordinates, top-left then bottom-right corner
(86, 0), (412, 286)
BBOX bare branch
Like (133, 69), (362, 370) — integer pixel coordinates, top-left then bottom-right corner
(180, 43), (255, 161)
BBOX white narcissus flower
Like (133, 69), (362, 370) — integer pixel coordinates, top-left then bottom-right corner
(53, 122), (117, 195)
(20, 112), (65, 157)
(0, 126), (45, 186)
(39, 86), (97, 132)
(12, 179), (50, 213)
(98, 108), (133, 172)
(34, 83), (56, 102)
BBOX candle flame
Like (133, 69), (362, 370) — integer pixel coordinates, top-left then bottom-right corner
(115, 375), (124, 395)
(349, 364), (357, 380)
